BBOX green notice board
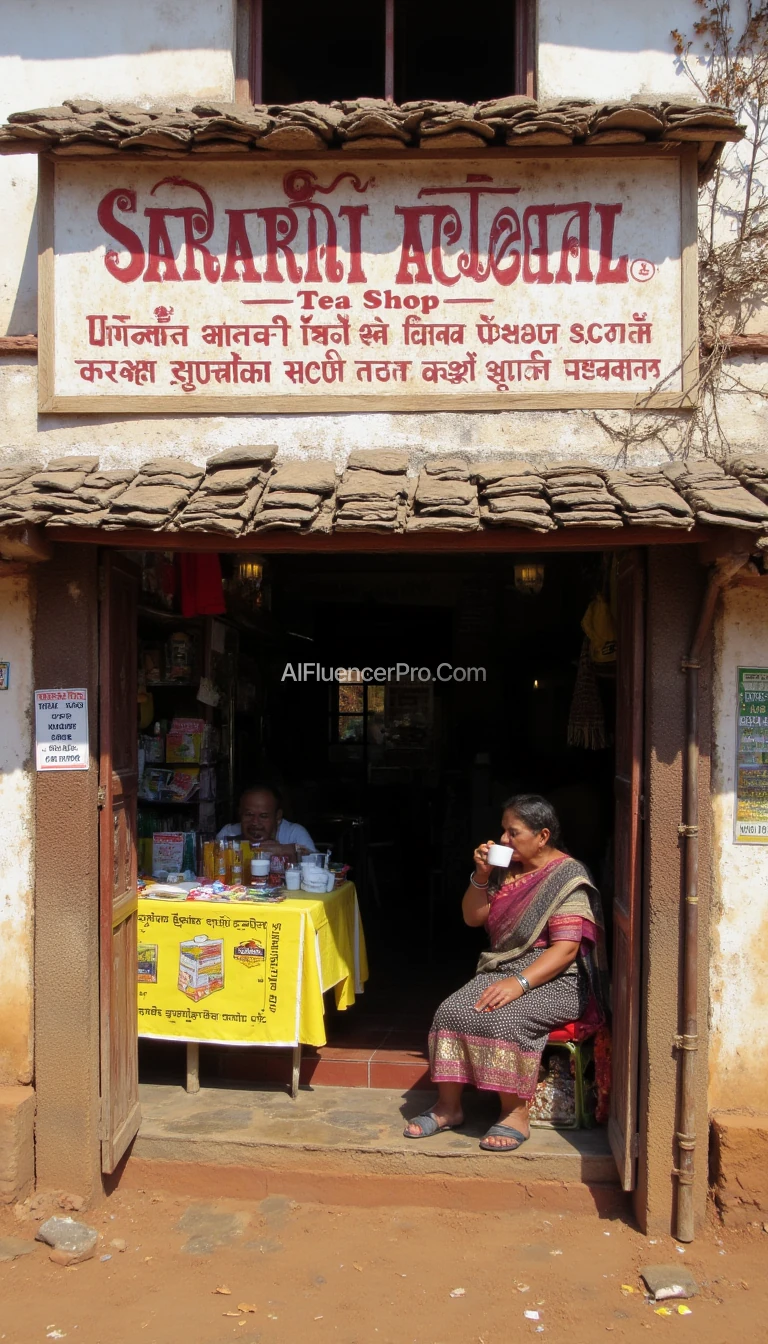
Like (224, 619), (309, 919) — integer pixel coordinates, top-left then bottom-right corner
(735, 667), (768, 843)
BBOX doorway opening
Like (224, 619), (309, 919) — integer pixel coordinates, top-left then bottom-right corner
(131, 547), (622, 1122)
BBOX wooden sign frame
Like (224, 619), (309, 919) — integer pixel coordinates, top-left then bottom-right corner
(38, 146), (699, 415)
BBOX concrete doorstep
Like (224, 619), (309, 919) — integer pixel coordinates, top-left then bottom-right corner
(119, 1083), (624, 1216)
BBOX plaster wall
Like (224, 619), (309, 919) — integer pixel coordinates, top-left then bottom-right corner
(710, 584), (768, 1116)
(2, 358), (768, 472)
(538, 0), (716, 101)
(0, 572), (34, 1085)
(0, 0), (235, 335)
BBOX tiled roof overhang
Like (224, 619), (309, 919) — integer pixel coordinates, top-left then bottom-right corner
(0, 96), (744, 183)
(1, 451), (768, 553)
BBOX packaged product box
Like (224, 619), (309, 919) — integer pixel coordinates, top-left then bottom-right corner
(139, 767), (174, 801)
(166, 717), (205, 763)
(152, 831), (185, 875)
(178, 936), (224, 1001)
(168, 768), (200, 802)
(138, 943), (159, 984)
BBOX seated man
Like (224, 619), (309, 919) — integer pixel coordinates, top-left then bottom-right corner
(217, 784), (315, 861)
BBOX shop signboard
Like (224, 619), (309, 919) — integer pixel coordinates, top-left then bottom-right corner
(735, 667), (768, 843)
(39, 152), (697, 413)
(34, 687), (89, 770)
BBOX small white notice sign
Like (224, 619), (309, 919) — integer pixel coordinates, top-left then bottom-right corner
(35, 688), (89, 770)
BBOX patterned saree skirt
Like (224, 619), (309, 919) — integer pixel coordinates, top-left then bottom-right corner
(429, 949), (589, 1098)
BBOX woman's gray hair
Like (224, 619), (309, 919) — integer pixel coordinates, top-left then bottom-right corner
(501, 794), (562, 846)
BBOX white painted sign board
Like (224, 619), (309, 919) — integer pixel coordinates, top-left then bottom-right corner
(35, 688), (89, 770)
(40, 152), (697, 413)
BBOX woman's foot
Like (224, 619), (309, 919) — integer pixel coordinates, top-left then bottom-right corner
(481, 1106), (530, 1150)
(404, 1104), (464, 1138)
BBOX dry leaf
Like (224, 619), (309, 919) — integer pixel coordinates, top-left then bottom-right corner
(352, 1262), (364, 1272)
(223, 1311), (241, 1318)
(214, 1286), (232, 1295)
(236, 1304), (257, 1313)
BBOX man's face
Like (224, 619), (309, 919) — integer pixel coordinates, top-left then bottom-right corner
(240, 790), (281, 843)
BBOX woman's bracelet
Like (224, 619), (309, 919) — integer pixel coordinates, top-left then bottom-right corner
(469, 872), (489, 890)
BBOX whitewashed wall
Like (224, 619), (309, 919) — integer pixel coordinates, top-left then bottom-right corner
(0, 0), (235, 335)
(710, 585), (768, 1115)
(537, 0), (715, 101)
(0, 575), (34, 1085)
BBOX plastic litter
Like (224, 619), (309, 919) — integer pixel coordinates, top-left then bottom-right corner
(524, 1311), (541, 1320)
(677, 1306), (693, 1316)
(620, 1285), (636, 1295)
(100, 1255), (112, 1262)
(449, 1288), (466, 1298)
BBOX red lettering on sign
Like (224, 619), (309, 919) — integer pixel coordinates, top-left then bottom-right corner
(97, 189), (145, 283)
(595, 204), (629, 284)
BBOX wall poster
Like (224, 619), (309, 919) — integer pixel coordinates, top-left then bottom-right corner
(735, 667), (768, 843)
(40, 151), (697, 413)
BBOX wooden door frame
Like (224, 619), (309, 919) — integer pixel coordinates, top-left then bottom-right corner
(30, 533), (710, 1231)
(98, 551), (141, 1174)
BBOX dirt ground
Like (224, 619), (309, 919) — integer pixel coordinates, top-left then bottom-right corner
(0, 1188), (765, 1344)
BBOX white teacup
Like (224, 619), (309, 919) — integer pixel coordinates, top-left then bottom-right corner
(487, 843), (513, 868)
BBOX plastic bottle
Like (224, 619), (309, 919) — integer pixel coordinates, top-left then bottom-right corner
(215, 840), (230, 883)
(230, 841), (243, 884)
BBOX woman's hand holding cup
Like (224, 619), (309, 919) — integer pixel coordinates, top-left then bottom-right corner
(473, 840), (495, 884)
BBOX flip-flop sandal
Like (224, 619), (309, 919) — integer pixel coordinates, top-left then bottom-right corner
(479, 1124), (529, 1153)
(403, 1111), (457, 1139)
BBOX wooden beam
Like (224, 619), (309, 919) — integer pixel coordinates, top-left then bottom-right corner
(728, 571), (768, 590)
(0, 335), (38, 355)
(697, 530), (758, 565)
(45, 524), (709, 555)
(0, 524), (53, 562)
(234, 0), (252, 105)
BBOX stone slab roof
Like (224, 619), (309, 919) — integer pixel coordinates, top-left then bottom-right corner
(2, 450), (768, 542)
(0, 97), (743, 180)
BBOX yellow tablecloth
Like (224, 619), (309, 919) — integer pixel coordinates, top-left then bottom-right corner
(137, 881), (367, 1048)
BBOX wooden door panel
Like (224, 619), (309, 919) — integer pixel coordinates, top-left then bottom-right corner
(99, 553), (140, 1174)
(609, 550), (645, 1191)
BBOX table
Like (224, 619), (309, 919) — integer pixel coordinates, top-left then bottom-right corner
(137, 882), (367, 1096)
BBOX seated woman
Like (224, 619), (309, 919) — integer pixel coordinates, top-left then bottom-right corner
(405, 794), (605, 1152)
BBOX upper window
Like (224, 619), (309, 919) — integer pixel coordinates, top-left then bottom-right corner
(253, 0), (530, 105)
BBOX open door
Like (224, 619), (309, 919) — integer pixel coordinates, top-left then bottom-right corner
(608, 549), (645, 1190)
(99, 551), (141, 1173)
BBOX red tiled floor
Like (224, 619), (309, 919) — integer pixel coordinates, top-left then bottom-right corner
(370, 1046), (428, 1065)
(313, 1043), (378, 1062)
(369, 1059), (431, 1090)
(300, 1056), (369, 1087)
(323, 1027), (390, 1052)
(379, 1029), (429, 1052)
